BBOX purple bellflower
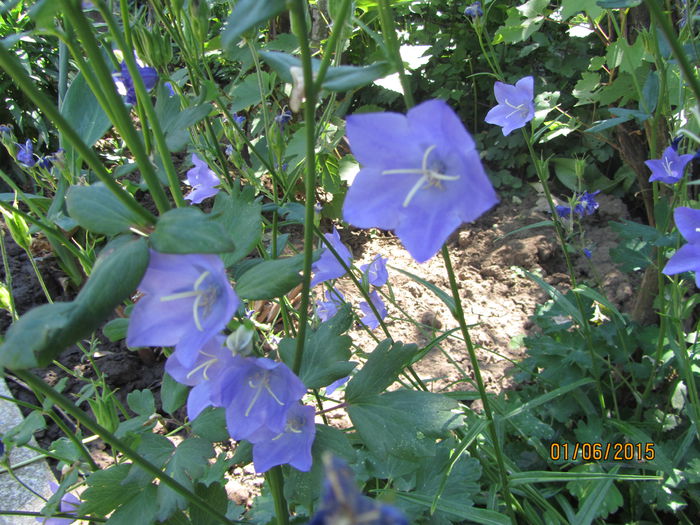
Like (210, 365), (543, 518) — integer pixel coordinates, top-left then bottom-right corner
(359, 290), (387, 330)
(232, 113), (246, 126)
(343, 99), (498, 263)
(556, 191), (600, 218)
(275, 108), (293, 130)
(16, 140), (36, 167)
(324, 376), (349, 397)
(112, 57), (158, 105)
(37, 482), (81, 525)
(311, 228), (353, 287)
(185, 154), (220, 203)
(309, 455), (408, 525)
(126, 251), (239, 366)
(663, 207), (700, 286)
(215, 357), (306, 441)
(645, 146), (694, 184)
(247, 403), (316, 473)
(316, 288), (346, 322)
(361, 255), (389, 287)
(484, 76), (535, 136)
(165, 335), (242, 420)
(464, 2), (483, 17)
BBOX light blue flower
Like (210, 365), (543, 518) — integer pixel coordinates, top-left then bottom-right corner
(126, 251), (239, 366)
(311, 228), (352, 287)
(361, 255), (388, 287)
(359, 290), (387, 330)
(185, 154), (220, 203)
(645, 146), (694, 184)
(343, 100), (498, 263)
(316, 288), (346, 322)
(484, 76), (535, 136)
(663, 207), (700, 286)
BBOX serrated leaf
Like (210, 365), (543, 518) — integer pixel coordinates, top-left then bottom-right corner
(278, 305), (356, 389)
(103, 318), (129, 342)
(105, 484), (158, 525)
(161, 373), (189, 416)
(5, 411), (46, 446)
(190, 482), (228, 525)
(191, 407), (230, 442)
(67, 183), (147, 235)
(347, 390), (463, 460)
(345, 340), (419, 403)
(150, 207), (235, 254)
(127, 389), (156, 416)
(235, 254), (304, 300)
(212, 187), (262, 267)
(81, 465), (141, 515)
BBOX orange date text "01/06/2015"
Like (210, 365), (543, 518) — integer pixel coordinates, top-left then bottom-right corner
(548, 442), (655, 462)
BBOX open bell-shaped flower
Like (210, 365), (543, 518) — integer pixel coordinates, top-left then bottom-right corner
(484, 76), (535, 136)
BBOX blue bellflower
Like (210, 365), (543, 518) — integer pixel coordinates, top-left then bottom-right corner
(215, 357), (306, 441)
(484, 76), (535, 136)
(359, 290), (387, 330)
(37, 482), (81, 525)
(16, 140), (36, 167)
(185, 154), (220, 203)
(165, 335), (240, 420)
(247, 403), (316, 473)
(126, 251), (239, 366)
(311, 227), (353, 287)
(310, 456), (408, 525)
(112, 57), (158, 105)
(464, 2), (483, 17)
(324, 376), (349, 397)
(316, 288), (346, 322)
(275, 108), (293, 130)
(556, 191), (600, 218)
(361, 255), (389, 287)
(645, 146), (694, 184)
(663, 207), (700, 286)
(343, 99), (498, 263)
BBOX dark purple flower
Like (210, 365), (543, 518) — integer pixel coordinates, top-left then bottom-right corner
(0, 436), (4, 457)
(343, 100), (498, 263)
(316, 288), (346, 322)
(126, 251), (239, 366)
(583, 248), (592, 258)
(248, 403), (316, 473)
(646, 146), (694, 184)
(232, 113), (246, 126)
(216, 357), (306, 441)
(37, 482), (80, 525)
(185, 154), (220, 203)
(359, 290), (387, 330)
(0, 124), (12, 135)
(484, 76), (535, 136)
(310, 456), (408, 525)
(311, 228), (352, 287)
(464, 2), (483, 17)
(275, 108), (293, 130)
(663, 207), (700, 286)
(575, 190), (600, 216)
(555, 204), (571, 218)
(112, 56), (158, 105)
(16, 140), (36, 167)
(360, 255), (388, 287)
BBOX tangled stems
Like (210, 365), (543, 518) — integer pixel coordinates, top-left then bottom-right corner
(14, 370), (239, 525)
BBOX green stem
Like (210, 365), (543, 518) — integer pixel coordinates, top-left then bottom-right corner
(376, 0), (414, 108)
(60, 0), (171, 215)
(643, 0), (700, 103)
(290, 0), (319, 380)
(313, 0), (353, 91)
(14, 370), (239, 525)
(95, 0), (186, 207)
(0, 45), (156, 226)
(265, 467), (289, 525)
(441, 246), (516, 522)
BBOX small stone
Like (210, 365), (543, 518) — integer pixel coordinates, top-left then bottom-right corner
(420, 311), (442, 329)
(458, 230), (471, 248)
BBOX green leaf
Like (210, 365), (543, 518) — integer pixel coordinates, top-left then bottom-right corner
(5, 411), (46, 447)
(155, 86), (212, 151)
(190, 482), (229, 525)
(127, 389), (156, 416)
(641, 70), (659, 114)
(81, 465), (142, 515)
(345, 340), (418, 403)
(191, 407), (230, 443)
(278, 305), (356, 389)
(597, 0), (641, 8)
(60, 72), (112, 172)
(259, 51), (391, 91)
(221, 0), (286, 49)
(212, 187), (262, 267)
(161, 373), (189, 416)
(103, 318), (129, 342)
(150, 207), (235, 254)
(347, 390), (463, 460)
(66, 183), (147, 235)
(235, 254), (304, 300)
(105, 484), (158, 525)
(561, 0), (603, 20)
(228, 73), (273, 113)
(396, 492), (510, 525)
(157, 439), (214, 521)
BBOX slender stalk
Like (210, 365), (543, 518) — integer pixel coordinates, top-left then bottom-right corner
(95, 0), (186, 207)
(60, 0), (171, 214)
(0, 45), (156, 225)
(441, 246), (516, 522)
(290, 0), (319, 379)
(14, 371), (239, 525)
(376, 0), (414, 108)
(313, 0), (353, 91)
(265, 467), (289, 525)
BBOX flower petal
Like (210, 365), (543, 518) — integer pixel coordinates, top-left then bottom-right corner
(346, 112), (423, 168)
(662, 243), (700, 277)
(674, 207), (700, 244)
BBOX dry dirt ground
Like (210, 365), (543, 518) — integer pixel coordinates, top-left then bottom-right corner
(1, 186), (639, 508)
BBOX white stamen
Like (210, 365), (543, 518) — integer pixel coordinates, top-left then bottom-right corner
(504, 99), (528, 118)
